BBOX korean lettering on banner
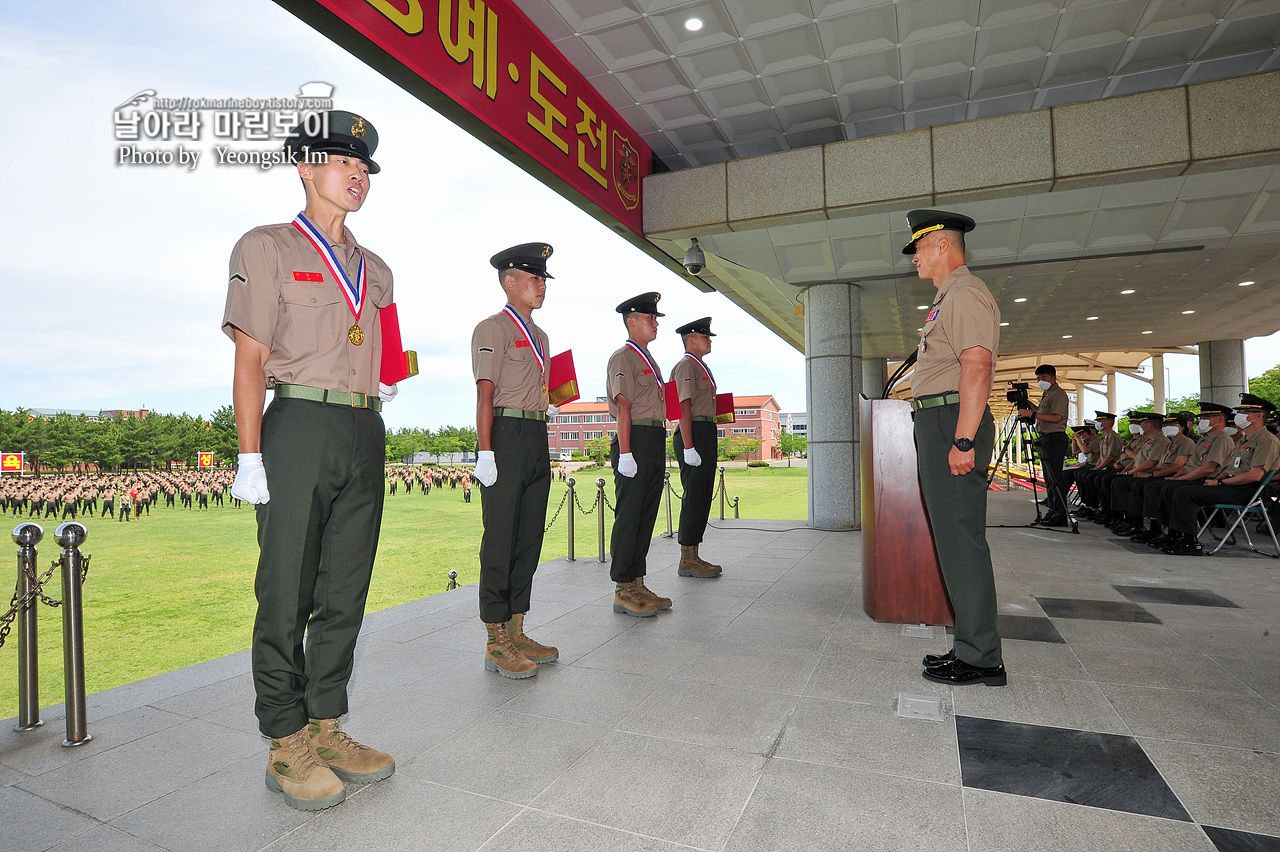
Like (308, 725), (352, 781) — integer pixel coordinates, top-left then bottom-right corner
(1, 452), (24, 473)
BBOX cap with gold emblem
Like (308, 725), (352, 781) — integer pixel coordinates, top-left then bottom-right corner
(1095, 410), (1117, 420)
(616, 292), (664, 316)
(1236, 393), (1276, 414)
(902, 209), (976, 255)
(675, 317), (715, 337)
(1198, 401), (1234, 415)
(490, 243), (555, 279)
(284, 110), (381, 174)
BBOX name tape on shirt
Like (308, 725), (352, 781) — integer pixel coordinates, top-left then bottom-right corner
(292, 271), (324, 282)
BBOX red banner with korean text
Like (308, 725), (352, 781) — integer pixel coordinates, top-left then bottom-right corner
(1, 452), (24, 474)
(296, 0), (649, 235)
(198, 452), (214, 468)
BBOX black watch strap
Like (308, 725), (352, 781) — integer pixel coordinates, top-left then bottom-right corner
(953, 437), (974, 452)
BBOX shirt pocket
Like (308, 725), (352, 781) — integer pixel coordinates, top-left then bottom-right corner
(280, 280), (344, 350)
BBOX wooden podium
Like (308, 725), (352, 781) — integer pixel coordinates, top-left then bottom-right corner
(859, 397), (954, 626)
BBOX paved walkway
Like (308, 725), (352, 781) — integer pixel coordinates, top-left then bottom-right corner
(4, 491), (1278, 852)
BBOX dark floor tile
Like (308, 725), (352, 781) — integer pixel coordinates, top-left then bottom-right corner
(956, 716), (1190, 822)
(1036, 597), (1161, 624)
(1112, 586), (1240, 609)
(946, 614), (1065, 644)
(1203, 825), (1280, 852)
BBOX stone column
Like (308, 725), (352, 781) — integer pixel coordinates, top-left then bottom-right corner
(803, 283), (863, 529)
(1152, 354), (1166, 413)
(1106, 372), (1117, 415)
(1199, 340), (1247, 406)
(862, 358), (888, 399)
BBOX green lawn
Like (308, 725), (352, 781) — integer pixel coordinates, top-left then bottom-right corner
(0, 465), (806, 719)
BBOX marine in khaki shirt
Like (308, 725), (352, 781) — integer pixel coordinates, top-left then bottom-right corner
(670, 317), (723, 579)
(471, 311), (550, 412)
(912, 265), (1000, 398)
(607, 344), (666, 421)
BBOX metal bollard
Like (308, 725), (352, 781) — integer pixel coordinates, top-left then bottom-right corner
(732, 496), (740, 519)
(566, 477), (576, 562)
(12, 523), (44, 732)
(55, 522), (92, 747)
(663, 471), (673, 538)
(718, 466), (726, 520)
(596, 477), (607, 563)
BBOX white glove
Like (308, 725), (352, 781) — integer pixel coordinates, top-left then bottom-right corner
(546, 404), (560, 417)
(379, 382), (398, 402)
(231, 453), (270, 504)
(617, 452), (638, 478)
(475, 450), (497, 487)
(683, 447), (702, 466)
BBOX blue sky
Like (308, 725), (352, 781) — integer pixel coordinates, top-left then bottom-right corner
(1, 0), (1274, 430)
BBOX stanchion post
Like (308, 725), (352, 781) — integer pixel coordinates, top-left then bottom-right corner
(732, 496), (740, 519)
(565, 477), (576, 562)
(718, 466), (726, 520)
(12, 522), (43, 732)
(663, 471), (673, 538)
(596, 477), (607, 563)
(55, 522), (91, 747)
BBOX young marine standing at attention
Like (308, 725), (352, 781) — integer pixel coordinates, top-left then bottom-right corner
(670, 317), (723, 578)
(607, 293), (672, 616)
(224, 111), (397, 811)
(471, 243), (561, 679)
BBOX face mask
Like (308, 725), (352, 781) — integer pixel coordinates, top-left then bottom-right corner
(1037, 380), (1051, 391)
(1196, 419), (1210, 433)
(1224, 426), (1238, 436)
(1234, 413), (1251, 429)
(1162, 425), (1178, 437)
(1077, 453), (1088, 464)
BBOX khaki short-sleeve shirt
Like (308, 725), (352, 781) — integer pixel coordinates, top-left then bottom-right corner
(471, 309), (550, 412)
(1159, 433), (1196, 467)
(913, 265), (1000, 397)
(670, 355), (716, 418)
(1098, 430), (1124, 464)
(1135, 432), (1171, 464)
(1223, 428), (1280, 476)
(1036, 383), (1069, 433)
(607, 343), (666, 421)
(1189, 429), (1235, 471)
(222, 220), (393, 396)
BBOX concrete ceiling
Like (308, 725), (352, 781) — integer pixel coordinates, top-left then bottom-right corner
(510, 0), (1280, 362)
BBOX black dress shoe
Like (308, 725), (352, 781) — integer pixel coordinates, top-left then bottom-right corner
(1147, 533), (1173, 549)
(1039, 513), (1068, 527)
(922, 658), (1007, 686)
(1113, 522), (1139, 536)
(922, 649), (956, 669)
(1166, 538), (1204, 556)
(1130, 526), (1162, 543)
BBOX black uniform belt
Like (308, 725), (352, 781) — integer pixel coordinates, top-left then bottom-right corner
(631, 419), (664, 428)
(274, 383), (382, 412)
(911, 391), (960, 411)
(494, 407), (546, 421)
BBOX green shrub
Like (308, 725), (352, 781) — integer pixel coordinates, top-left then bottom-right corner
(747, 460), (770, 468)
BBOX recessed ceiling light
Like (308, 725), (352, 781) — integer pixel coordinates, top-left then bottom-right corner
(999, 321), (1009, 326)
(1142, 330), (1153, 334)
(684, 16), (704, 31)
(1086, 316), (1099, 321)
(1062, 334), (1072, 339)
(1239, 280), (1254, 286)
(1181, 310), (1195, 314)
(1014, 297), (1027, 303)
(917, 305), (929, 310)
(1121, 289), (1135, 295)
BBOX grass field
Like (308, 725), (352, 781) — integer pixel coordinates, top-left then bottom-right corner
(0, 464), (806, 718)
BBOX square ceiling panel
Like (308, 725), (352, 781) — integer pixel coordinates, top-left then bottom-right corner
(614, 58), (694, 104)
(580, 18), (671, 70)
(815, 5), (898, 61)
(742, 23), (828, 75)
(675, 41), (755, 89)
(700, 78), (772, 117)
(722, 0), (813, 38)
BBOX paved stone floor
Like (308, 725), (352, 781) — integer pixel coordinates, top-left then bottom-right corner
(4, 490), (1279, 852)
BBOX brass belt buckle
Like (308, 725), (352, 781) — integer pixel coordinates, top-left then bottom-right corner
(350, 392), (368, 409)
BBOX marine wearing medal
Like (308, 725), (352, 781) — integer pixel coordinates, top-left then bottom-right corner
(471, 242), (559, 679)
(223, 110), (396, 811)
(607, 293), (672, 616)
(670, 317), (722, 578)
(904, 209), (1006, 687)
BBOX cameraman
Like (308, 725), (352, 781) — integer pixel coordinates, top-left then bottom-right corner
(1018, 365), (1069, 525)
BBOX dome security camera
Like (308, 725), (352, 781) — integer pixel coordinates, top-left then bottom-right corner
(683, 238), (705, 276)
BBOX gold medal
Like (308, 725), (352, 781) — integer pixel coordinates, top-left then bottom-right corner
(348, 323), (364, 345)
(542, 380), (548, 394)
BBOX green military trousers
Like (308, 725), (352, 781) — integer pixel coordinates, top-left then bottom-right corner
(914, 402), (1002, 668)
(609, 425), (666, 583)
(672, 421), (717, 546)
(253, 397), (385, 738)
(478, 416), (551, 623)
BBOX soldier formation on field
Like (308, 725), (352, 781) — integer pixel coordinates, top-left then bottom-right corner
(0, 469), (237, 520)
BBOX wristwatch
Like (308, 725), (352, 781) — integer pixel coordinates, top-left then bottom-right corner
(953, 437), (974, 452)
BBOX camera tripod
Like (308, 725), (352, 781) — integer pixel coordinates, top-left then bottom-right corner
(989, 412), (1079, 534)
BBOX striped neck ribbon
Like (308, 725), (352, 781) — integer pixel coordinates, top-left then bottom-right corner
(683, 352), (716, 389)
(292, 212), (366, 320)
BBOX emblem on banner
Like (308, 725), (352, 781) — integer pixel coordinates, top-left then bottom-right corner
(612, 130), (639, 211)
(197, 452), (213, 468)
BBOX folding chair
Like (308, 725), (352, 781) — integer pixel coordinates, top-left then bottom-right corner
(1196, 469), (1279, 558)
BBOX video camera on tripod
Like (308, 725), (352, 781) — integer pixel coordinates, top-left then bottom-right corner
(1006, 382), (1036, 426)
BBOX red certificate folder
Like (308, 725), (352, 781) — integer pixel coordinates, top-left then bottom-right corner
(664, 381), (679, 422)
(715, 393), (736, 424)
(548, 350), (580, 405)
(379, 303), (419, 385)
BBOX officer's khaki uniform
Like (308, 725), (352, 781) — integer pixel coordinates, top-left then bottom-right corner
(1035, 383), (1070, 515)
(1169, 428), (1280, 535)
(1142, 429), (1236, 522)
(1117, 432), (1195, 517)
(472, 310), (551, 624)
(671, 354), (718, 547)
(223, 220), (391, 738)
(912, 265), (1002, 669)
(608, 344), (666, 584)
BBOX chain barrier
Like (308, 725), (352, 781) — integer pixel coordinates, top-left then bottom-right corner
(542, 488), (569, 534)
(0, 554), (89, 649)
(573, 488), (601, 515)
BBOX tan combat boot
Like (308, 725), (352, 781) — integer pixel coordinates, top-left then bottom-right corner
(679, 544), (722, 578)
(613, 579), (658, 617)
(307, 718), (396, 783)
(507, 612), (559, 663)
(692, 545), (722, 573)
(485, 620), (538, 678)
(266, 724), (346, 811)
(634, 576), (672, 611)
